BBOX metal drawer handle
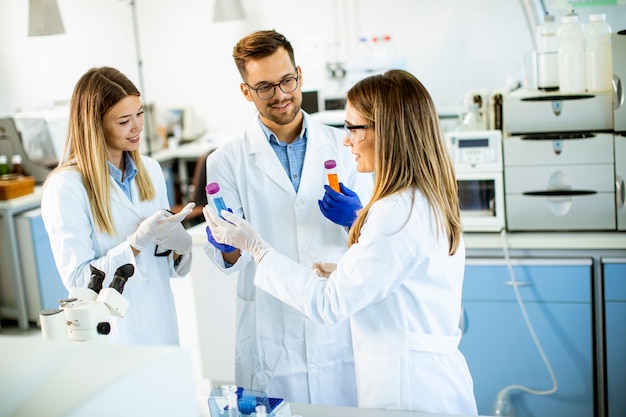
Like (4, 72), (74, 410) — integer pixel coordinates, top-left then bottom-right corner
(520, 94), (594, 102)
(520, 132), (595, 140)
(613, 74), (623, 111)
(505, 281), (534, 287)
(617, 176), (625, 210)
(523, 190), (597, 197)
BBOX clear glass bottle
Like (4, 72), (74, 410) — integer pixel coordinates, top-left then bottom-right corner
(11, 154), (25, 175)
(536, 13), (559, 90)
(223, 385), (239, 417)
(0, 155), (9, 176)
(255, 405), (267, 417)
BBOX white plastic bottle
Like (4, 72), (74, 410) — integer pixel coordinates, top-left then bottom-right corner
(557, 14), (586, 93)
(585, 13), (613, 92)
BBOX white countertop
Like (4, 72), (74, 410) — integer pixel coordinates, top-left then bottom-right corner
(463, 230), (626, 250)
(190, 222), (626, 251)
(290, 402), (488, 417)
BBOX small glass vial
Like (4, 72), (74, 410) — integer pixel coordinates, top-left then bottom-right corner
(255, 405), (267, 417)
(11, 154), (25, 175)
(223, 384), (239, 417)
(206, 182), (229, 214)
(324, 159), (340, 192)
(0, 155), (9, 176)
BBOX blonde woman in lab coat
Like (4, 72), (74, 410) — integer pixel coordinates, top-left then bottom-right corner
(204, 69), (478, 414)
(41, 67), (195, 345)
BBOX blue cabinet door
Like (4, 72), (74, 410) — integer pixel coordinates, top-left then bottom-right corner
(603, 259), (626, 417)
(459, 258), (594, 417)
(29, 213), (67, 310)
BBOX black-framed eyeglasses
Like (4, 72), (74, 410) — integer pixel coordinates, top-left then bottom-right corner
(245, 75), (299, 100)
(343, 122), (371, 144)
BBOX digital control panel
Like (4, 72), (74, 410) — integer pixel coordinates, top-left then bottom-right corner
(446, 130), (502, 171)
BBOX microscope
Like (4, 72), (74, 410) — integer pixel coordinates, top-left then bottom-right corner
(39, 263), (134, 342)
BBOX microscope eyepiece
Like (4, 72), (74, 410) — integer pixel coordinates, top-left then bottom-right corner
(88, 264), (106, 294)
(109, 263), (135, 294)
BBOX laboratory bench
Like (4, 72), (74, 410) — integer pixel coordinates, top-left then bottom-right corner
(2, 194), (624, 417)
(289, 403), (485, 417)
(0, 335), (488, 417)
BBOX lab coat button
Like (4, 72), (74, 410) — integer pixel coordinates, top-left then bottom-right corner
(309, 363), (318, 372)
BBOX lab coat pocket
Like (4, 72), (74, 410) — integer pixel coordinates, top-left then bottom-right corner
(355, 351), (402, 409)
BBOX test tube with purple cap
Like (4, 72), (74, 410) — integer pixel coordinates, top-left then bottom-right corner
(206, 182), (229, 217)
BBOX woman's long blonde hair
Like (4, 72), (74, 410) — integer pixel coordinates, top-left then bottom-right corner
(49, 67), (155, 235)
(347, 70), (462, 255)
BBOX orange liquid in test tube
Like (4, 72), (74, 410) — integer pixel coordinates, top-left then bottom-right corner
(324, 160), (340, 192)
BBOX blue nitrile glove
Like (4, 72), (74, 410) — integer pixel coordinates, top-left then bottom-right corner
(318, 182), (362, 228)
(205, 208), (236, 253)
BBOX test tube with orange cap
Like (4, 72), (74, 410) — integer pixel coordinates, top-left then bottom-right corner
(324, 160), (340, 192)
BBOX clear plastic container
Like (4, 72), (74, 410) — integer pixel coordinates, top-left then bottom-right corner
(536, 14), (559, 90)
(536, 14), (559, 53)
(557, 14), (586, 93)
(206, 182), (229, 214)
(585, 13), (613, 92)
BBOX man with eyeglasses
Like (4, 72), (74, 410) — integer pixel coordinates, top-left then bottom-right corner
(202, 29), (372, 406)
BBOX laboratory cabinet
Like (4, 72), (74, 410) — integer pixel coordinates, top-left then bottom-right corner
(459, 258), (594, 417)
(15, 209), (66, 321)
(602, 258), (626, 417)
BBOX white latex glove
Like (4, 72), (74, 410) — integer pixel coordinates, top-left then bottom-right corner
(156, 222), (192, 254)
(203, 205), (271, 263)
(312, 262), (337, 279)
(128, 202), (195, 251)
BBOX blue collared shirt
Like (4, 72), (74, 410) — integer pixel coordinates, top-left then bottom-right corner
(108, 152), (138, 201)
(258, 113), (308, 192)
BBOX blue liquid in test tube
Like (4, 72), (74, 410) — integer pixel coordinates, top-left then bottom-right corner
(206, 182), (229, 216)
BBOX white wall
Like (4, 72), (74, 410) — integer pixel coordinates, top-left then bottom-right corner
(1, 0), (624, 141)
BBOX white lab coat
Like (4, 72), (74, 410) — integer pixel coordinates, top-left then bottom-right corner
(255, 189), (478, 415)
(41, 156), (188, 345)
(204, 113), (373, 405)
